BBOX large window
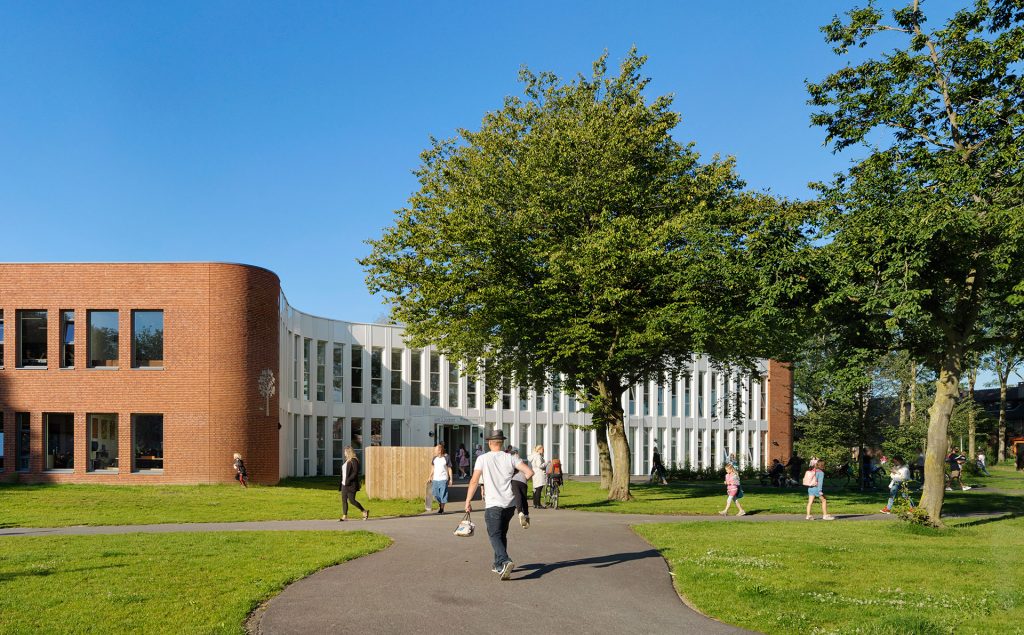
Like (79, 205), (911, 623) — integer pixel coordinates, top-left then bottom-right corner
(628, 387), (636, 416)
(501, 380), (511, 410)
(132, 310), (163, 367)
(643, 387), (650, 416)
(303, 415), (311, 476)
(292, 414), (300, 475)
(316, 341), (326, 401)
(16, 413), (30, 471)
(88, 310), (119, 368)
(583, 430), (592, 475)
(759, 375), (767, 420)
(552, 424), (562, 464)
(292, 335), (300, 398)
(536, 388), (545, 412)
(519, 423), (529, 457)
(316, 416), (326, 476)
(332, 344), (344, 403)
(684, 375), (692, 417)
(710, 373), (718, 419)
(552, 379), (562, 413)
(448, 361), (459, 408)
(370, 418), (383, 446)
(303, 338), (311, 399)
(697, 372), (706, 417)
(351, 345), (363, 403)
(567, 427), (576, 475)
(351, 417), (364, 463)
(391, 349), (403, 405)
(132, 414), (163, 472)
(670, 379), (678, 417)
(519, 388), (528, 412)
(87, 414), (118, 471)
(429, 352), (440, 406)
(332, 417), (345, 474)
(657, 383), (665, 417)
(748, 376), (755, 420)
(391, 419), (402, 446)
(18, 309), (47, 368)
(45, 413), (74, 470)
(370, 346), (383, 404)
(61, 310), (75, 368)
(466, 372), (477, 408)
(410, 350), (422, 406)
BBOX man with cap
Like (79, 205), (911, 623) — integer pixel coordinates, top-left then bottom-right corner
(465, 426), (534, 580)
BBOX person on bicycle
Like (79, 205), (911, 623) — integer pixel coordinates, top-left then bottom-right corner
(547, 458), (564, 489)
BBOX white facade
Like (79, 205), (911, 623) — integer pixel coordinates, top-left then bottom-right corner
(277, 297), (771, 479)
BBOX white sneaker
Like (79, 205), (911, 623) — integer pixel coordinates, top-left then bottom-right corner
(499, 560), (514, 580)
(962, 486), (972, 491)
(519, 512), (529, 529)
(945, 487), (953, 491)
(822, 515), (836, 521)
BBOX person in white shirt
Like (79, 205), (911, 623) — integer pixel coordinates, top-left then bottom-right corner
(881, 455), (914, 514)
(976, 452), (991, 477)
(426, 444), (453, 514)
(465, 428), (533, 580)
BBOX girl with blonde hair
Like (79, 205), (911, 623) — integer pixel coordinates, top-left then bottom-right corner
(338, 446), (369, 521)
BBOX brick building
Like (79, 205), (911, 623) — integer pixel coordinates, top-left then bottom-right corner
(1, 262), (793, 484)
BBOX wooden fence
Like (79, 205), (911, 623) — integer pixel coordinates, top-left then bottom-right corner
(365, 446), (435, 500)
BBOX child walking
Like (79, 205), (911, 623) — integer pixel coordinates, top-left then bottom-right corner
(719, 464), (746, 516)
(805, 458), (834, 520)
(233, 452), (249, 488)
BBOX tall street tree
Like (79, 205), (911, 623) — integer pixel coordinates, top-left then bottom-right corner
(808, 0), (1024, 523)
(363, 50), (810, 500)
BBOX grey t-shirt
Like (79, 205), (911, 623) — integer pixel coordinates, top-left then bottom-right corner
(475, 451), (523, 509)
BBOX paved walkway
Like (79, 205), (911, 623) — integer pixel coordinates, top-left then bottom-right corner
(1, 509), (894, 635)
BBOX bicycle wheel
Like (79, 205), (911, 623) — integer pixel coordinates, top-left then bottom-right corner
(550, 485), (559, 510)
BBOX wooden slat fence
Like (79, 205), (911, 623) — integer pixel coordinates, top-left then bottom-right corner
(365, 446), (435, 500)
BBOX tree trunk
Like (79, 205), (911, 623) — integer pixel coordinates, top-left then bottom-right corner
(920, 355), (961, 524)
(595, 423), (613, 490)
(998, 372), (1008, 463)
(606, 414), (633, 501)
(967, 365), (977, 461)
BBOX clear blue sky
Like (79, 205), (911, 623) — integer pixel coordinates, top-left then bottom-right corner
(3, 1), (868, 322)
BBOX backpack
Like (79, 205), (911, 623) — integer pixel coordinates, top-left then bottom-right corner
(802, 469), (818, 487)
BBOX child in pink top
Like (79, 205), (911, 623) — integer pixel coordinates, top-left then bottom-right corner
(719, 464), (746, 516)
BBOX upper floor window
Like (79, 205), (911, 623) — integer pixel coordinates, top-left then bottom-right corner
(391, 349), (403, 405)
(351, 345), (363, 403)
(303, 338), (312, 399)
(467, 373), (477, 408)
(17, 309), (47, 368)
(88, 310), (119, 368)
(429, 352), (440, 406)
(410, 349), (422, 406)
(370, 346), (384, 404)
(448, 361), (459, 408)
(132, 310), (163, 368)
(552, 378), (562, 413)
(61, 310), (75, 368)
(316, 341), (327, 401)
(332, 343), (344, 403)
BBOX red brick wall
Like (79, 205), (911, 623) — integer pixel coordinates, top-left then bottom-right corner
(0, 263), (280, 484)
(767, 359), (794, 464)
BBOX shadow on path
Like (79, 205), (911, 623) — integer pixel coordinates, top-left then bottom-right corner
(515, 548), (660, 580)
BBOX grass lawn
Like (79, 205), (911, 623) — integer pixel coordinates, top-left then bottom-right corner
(973, 462), (1024, 491)
(556, 469), (1024, 517)
(0, 477), (423, 528)
(636, 515), (1024, 635)
(0, 530), (389, 634)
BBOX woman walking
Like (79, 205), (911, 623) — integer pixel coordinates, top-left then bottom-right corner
(456, 444), (470, 479)
(529, 445), (549, 509)
(881, 455), (913, 514)
(718, 463), (746, 516)
(338, 446), (369, 521)
(805, 458), (835, 520)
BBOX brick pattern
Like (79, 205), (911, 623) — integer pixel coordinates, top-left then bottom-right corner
(0, 263), (280, 484)
(766, 360), (794, 464)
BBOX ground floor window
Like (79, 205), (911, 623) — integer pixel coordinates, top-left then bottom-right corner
(552, 424), (562, 466)
(697, 430), (705, 469)
(390, 419), (402, 446)
(370, 418), (383, 446)
(567, 427), (576, 475)
(534, 424), (545, 450)
(292, 414), (300, 476)
(316, 416), (326, 476)
(16, 413), (30, 471)
(583, 431), (592, 475)
(132, 414), (163, 471)
(519, 423), (529, 457)
(303, 416), (311, 476)
(351, 417), (364, 464)
(45, 413), (74, 470)
(87, 413), (118, 471)
(332, 417), (344, 475)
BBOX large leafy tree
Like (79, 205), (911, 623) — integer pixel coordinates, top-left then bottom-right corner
(363, 51), (809, 500)
(808, 0), (1024, 522)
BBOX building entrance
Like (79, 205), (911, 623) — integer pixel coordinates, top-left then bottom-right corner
(434, 418), (483, 474)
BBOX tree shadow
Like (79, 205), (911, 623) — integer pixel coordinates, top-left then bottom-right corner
(951, 512), (1022, 528)
(513, 549), (661, 579)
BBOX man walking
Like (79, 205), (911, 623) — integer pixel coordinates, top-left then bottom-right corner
(465, 427), (534, 580)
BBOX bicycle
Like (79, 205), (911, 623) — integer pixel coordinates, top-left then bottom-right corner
(544, 477), (562, 510)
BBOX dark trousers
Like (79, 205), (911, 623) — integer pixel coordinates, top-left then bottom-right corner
(532, 484), (545, 507)
(512, 480), (529, 516)
(484, 506), (516, 569)
(341, 488), (365, 515)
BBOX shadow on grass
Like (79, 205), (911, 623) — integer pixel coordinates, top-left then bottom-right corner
(514, 549), (660, 580)
(0, 563), (126, 582)
(950, 512), (1023, 528)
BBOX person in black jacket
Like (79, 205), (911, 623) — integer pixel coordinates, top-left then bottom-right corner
(338, 446), (369, 521)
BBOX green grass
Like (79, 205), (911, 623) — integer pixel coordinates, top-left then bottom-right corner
(0, 530), (389, 634)
(636, 515), (1024, 635)
(556, 471), (1024, 517)
(972, 461), (1024, 491)
(0, 477), (423, 527)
